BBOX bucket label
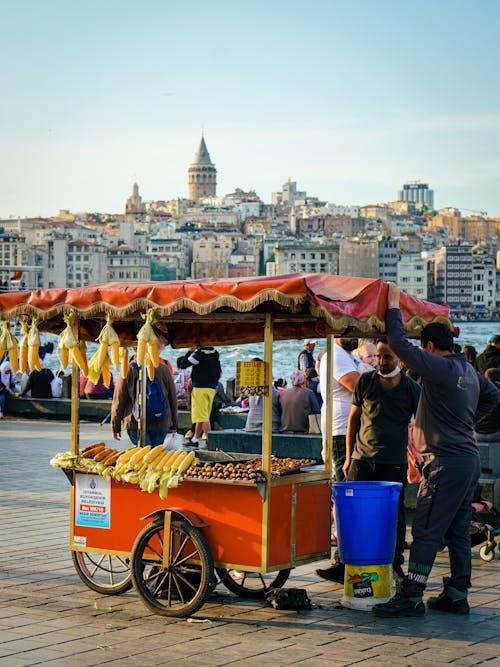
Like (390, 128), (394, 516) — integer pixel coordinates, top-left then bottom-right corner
(344, 564), (391, 599)
(346, 489), (354, 496)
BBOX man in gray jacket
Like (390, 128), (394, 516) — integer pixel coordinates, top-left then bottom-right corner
(374, 284), (500, 618)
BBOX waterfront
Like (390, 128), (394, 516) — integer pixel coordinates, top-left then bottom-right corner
(39, 321), (499, 386)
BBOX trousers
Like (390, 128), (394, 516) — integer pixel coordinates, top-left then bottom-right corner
(404, 453), (480, 597)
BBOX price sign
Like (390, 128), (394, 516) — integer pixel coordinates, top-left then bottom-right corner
(235, 360), (269, 396)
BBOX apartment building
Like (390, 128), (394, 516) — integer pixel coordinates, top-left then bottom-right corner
(397, 252), (428, 299)
(273, 240), (339, 275)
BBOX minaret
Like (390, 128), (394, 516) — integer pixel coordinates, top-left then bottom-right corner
(188, 133), (217, 202)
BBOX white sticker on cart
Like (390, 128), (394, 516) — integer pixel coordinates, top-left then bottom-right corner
(75, 473), (111, 529)
(73, 535), (87, 547)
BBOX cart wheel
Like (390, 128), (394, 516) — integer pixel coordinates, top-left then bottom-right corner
(131, 518), (214, 617)
(71, 551), (133, 595)
(216, 567), (291, 599)
(479, 543), (495, 562)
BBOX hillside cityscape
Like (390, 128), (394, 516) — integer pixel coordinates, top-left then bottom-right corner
(1, 134), (499, 320)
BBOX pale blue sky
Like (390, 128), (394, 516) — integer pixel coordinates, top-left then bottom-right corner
(1, 0), (499, 217)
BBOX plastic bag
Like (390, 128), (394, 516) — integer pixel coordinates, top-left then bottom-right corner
(163, 432), (185, 451)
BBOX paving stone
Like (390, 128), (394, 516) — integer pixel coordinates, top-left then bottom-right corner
(1, 420), (499, 667)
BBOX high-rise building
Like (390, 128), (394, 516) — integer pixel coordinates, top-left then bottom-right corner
(188, 134), (217, 202)
(398, 181), (434, 209)
(434, 244), (473, 310)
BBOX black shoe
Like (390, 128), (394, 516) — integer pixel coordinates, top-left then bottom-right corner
(314, 563), (345, 584)
(427, 591), (469, 614)
(373, 593), (425, 618)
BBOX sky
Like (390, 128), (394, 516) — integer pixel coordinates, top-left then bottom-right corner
(1, 0), (500, 218)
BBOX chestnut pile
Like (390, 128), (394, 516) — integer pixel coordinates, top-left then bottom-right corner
(185, 456), (316, 483)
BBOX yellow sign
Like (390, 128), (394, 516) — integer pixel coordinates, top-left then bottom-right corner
(235, 361), (269, 396)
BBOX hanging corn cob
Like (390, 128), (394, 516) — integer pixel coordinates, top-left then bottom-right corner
(18, 320), (29, 373)
(27, 318), (42, 371)
(58, 312), (87, 373)
(86, 347), (112, 387)
(0, 321), (19, 374)
(97, 315), (121, 371)
(119, 346), (129, 379)
(136, 309), (160, 368)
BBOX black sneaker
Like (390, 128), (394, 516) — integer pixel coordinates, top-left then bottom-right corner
(373, 593), (425, 617)
(427, 591), (469, 614)
(314, 563), (345, 584)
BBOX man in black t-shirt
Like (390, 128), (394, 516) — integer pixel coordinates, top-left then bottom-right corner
(316, 339), (420, 585)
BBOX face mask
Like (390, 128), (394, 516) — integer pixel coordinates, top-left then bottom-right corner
(340, 339), (358, 352)
(378, 363), (401, 378)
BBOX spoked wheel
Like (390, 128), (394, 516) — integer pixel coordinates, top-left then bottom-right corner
(71, 551), (133, 595)
(131, 518), (214, 617)
(216, 567), (291, 598)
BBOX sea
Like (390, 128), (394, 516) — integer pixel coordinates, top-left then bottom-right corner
(38, 321), (498, 385)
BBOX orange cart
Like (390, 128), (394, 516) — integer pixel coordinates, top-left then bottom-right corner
(0, 274), (451, 616)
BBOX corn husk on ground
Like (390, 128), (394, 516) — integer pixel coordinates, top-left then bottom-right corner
(0, 321), (19, 374)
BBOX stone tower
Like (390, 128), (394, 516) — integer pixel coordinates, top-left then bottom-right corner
(188, 133), (217, 202)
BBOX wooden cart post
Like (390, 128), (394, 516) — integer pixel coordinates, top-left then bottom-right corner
(261, 312), (273, 570)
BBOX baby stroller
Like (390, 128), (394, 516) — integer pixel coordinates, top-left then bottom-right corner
(470, 485), (500, 562)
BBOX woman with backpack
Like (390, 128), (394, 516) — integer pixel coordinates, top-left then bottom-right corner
(111, 356), (178, 447)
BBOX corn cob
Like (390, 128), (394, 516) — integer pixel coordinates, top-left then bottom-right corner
(18, 321), (29, 373)
(119, 346), (129, 379)
(94, 448), (117, 462)
(27, 319), (42, 371)
(136, 309), (160, 368)
(115, 446), (141, 468)
(59, 313), (87, 373)
(81, 443), (106, 459)
(97, 316), (121, 371)
(143, 444), (164, 465)
(81, 442), (106, 454)
(129, 446), (151, 468)
(1, 322), (19, 374)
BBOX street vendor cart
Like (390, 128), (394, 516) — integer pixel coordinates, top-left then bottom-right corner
(0, 273), (451, 617)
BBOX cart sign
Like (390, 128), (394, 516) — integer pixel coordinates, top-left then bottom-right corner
(235, 360), (269, 396)
(75, 473), (111, 529)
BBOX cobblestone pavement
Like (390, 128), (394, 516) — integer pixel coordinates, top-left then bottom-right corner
(0, 419), (499, 666)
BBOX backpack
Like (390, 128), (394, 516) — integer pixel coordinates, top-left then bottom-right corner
(265, 588), (312, 611)
(131, 364), (168, 424)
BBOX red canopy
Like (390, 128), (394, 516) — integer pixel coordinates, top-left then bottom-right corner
(0, 274), (451, 346)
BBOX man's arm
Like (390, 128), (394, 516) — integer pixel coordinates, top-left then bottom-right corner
(385, 283), (451, 380)
(343, 404), (362, 477)
(338, 371), (360, 392)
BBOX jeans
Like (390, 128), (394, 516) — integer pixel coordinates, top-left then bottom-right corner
(127, 428), (169, 447)
(332, 435), (347, 482)
(0, 392), (5, 414)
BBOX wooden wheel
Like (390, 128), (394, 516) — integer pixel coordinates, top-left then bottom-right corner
(131, 518), (214, 617)
(216, 567), (291, 598)
(72, 551), (132, 595)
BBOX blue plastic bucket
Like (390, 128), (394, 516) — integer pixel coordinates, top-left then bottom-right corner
(332, 481), (402, 565)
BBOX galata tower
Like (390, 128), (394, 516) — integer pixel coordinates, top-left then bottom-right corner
(188, 133), (217, 202)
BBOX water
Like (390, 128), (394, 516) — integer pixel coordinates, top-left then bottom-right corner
(38, 321), (498, 385)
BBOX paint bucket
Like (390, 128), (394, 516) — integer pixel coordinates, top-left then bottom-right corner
(341, 562), (393, 610)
